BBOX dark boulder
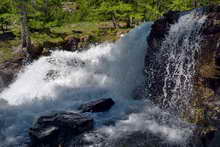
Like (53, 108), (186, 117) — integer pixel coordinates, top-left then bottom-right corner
(63, 36), (80, 51)
(200, 130), (216, 147)
(29, 111), (93, 147)
(79, 98), (115, 113)
(27, 43), (44, 60)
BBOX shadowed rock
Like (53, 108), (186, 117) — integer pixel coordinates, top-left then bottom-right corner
(63, 36), (80, 51)
(79, 98), (115, 113)
(29, 111), (93, 147)
(0, 56), (24, 92)
(0, 32), (16, 41)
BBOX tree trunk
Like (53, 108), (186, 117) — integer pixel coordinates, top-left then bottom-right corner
(126, 16), (133, 28)
(111, 13), (119, 29)
(1, 24), (5, 33)
(5, 23), (8, 31)
(194, 0), (198, 8)
(20, 2), (31, 49)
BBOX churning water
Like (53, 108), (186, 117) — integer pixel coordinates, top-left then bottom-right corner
(0, 10), (206, 147)
(0, 22), (152, 146)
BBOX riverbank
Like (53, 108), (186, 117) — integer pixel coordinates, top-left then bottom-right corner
(0, 21), (132, 63)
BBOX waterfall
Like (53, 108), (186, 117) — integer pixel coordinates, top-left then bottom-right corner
(161, 11), (206, 113)
(0, 9), (208, 147)
(0, 23), (152, 146)
(145, 10), (207, 114)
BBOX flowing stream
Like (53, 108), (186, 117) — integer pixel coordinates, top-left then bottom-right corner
(0, 9), (207, 147)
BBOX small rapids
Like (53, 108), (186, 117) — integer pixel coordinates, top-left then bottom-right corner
(0, 9), (207, 147)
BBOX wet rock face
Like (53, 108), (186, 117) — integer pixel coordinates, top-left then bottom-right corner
(145, 5), (220, 103)
(144, 11), (181, 103)
(145, 5), (220, 146)
(199, 6), (220, 80)
(196, 6), (220, 135)
(0, 56), (24, 91)
(0, 71), (13, 91)
(79, 98), (115, 113)
(147, 11), (180, 50)
(29, 111), (93, 147)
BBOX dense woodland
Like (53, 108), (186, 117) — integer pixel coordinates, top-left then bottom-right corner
(0, 0), (219, 62)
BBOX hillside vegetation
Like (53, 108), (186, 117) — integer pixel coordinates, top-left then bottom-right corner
(0, 0), (219, 63)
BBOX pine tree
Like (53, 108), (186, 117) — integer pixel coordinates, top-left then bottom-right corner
(0, 0), (13, 33)
(15, 0), (31, 49)
(94, 1), (133, 28)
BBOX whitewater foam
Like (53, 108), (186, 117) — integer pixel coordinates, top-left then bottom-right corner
(0, 23), (155, 146)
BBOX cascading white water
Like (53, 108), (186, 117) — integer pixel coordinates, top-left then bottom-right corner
(1, 24), (150, 106)
(0, 23), (155, 146)
(92, 10), (207, 147)
(161, 11), (207, 113)
(0, 10), (207, 147)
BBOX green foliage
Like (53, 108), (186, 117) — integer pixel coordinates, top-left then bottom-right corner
(0, 14), (11, 32)
(0, 0), (219, 40)
(28, 0), (68, 29)
(0, 0), (219, 33)
(0, 0), (15, 33)
(0, 0), (219, 63)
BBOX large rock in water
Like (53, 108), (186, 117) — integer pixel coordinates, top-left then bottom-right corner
(79, 98), (115, 113)
(29, 111), (93, 147)
(145, 5), (220, 147)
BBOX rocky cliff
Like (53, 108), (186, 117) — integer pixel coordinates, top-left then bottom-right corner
(145, 5), (220, 146)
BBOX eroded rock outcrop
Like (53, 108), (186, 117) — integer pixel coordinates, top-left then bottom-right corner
(29, 111), (93, 147)
(145, 5), (220, 147)
(0, 56), (24, 91)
